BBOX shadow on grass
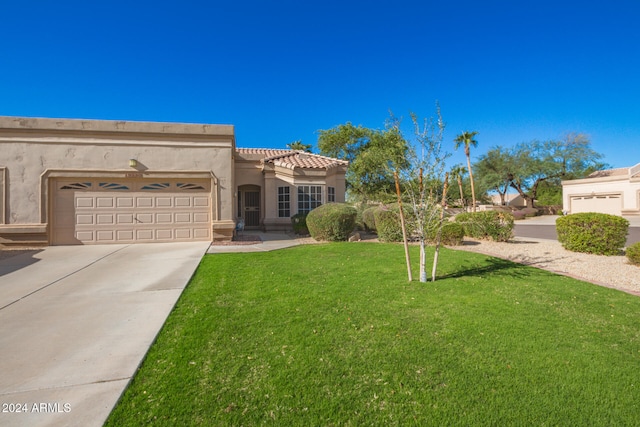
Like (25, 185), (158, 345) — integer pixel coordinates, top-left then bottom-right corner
(438, 256), (547, 281)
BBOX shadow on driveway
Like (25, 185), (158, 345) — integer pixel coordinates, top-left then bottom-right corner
(0, 250), (43, 277)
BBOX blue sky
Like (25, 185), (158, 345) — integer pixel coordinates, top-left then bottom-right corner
(2, 1), (639, 169)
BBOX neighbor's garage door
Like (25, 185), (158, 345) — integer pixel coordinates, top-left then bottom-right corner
(51, 179), (212, 245)
(570, 194), (622, 216)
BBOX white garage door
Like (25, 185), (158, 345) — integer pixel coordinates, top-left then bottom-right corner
(52, 179), (212, 245)
(570, 194), (622, 215)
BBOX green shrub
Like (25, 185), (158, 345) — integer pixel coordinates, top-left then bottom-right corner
(521, 207), (539, 217)
(438, 222), (465, 245)
(627, 242), (640, 266)
(455, 211), (514, 242)
(373, 208), (404, 242)
(556, 213), (629, 255)
(513, 211), (526, 220)
(362, 206), (378, 232)
(291, 213), (308, 235)
(306, 203), (357, 241)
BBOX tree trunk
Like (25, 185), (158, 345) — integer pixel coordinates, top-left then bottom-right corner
(457, 177), (464, 207)
(432, 173), (449, 282)
(394, 171), (412, 282)
(466, 154), (476, 212)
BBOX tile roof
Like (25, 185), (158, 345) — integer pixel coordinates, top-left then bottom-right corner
(587, 167), (630, 178)
(236, 148), (348, 170)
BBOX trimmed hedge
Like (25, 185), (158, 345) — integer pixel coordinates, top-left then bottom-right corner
(556, 213), (629, 255)
(627, 242), (640, 266)
(438, 222), (465, 246)
(373, 208), (404, 242)
(455, 211), (514, 242)
(362, 206), (378, 232)
(306, 203), (357, 241)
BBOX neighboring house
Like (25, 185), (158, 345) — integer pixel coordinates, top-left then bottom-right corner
(562, 163), (640, 216)
(0, 117), (347, 247)
(488, 193), (527, 208)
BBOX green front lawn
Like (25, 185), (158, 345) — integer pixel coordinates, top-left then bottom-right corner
(106, 243), (640, 426)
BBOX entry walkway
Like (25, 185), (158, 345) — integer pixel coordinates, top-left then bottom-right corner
(206, 232), (307, 254)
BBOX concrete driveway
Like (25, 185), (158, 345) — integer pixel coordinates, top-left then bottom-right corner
(0, 242), (209, 427)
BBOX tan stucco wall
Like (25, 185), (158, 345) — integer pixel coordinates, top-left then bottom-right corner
(0, 117), (236, 243)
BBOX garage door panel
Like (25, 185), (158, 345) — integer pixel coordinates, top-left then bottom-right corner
(76, 214), (94, 225)
(175, 197), (191, 207)
(193, 213), (209, 223)
(96, 198), (114, 208)
(96, 230), (115, 242)
(117, 230), (134, 240)
(96, 214), (115, 224)
(76, 197), (94, 208)
(194, 197), (209, 207)
(117, 214), (134, 224)
(117, 197), (134, 208)
(156, 213), (173, 223)
(175, 213), (191, 223)
(193, 228), (210, 239)
(156, 229), (173, 240)
(76, 231), (94, 242)
(156, 197), (173, 207)
(175, 229), (191, 239)
(136, 197), (153, 208)
(52, 179), (212, 245)
(137, 213), (154, 223)
(136, 229), (154, 240)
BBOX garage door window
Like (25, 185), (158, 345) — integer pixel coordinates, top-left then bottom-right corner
(178, 183), (206, 190)
(141, 183), (171, 190)
(60, 182), (92, 190)
(99, 182), (130, 190)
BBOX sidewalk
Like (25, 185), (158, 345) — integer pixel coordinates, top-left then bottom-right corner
(206, 232), (308, 254)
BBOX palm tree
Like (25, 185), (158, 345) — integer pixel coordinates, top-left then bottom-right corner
(449, 164), (467, 207)
(287, 140), (313, 152)
(454, 131), (479, 212)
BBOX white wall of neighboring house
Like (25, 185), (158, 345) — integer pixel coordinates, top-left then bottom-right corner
(562, 163), (640, 216)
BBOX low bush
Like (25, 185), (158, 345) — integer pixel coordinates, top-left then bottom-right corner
(539, 205), (562, 215)
(438, 222), (465, 245)
(521, 207), (539, 217)
(373, 208), (404, 242)
(291, 213), (308, 235)
(513, 211), (526, 221)
(455, 211), (514, 242)
(556, 213), (629, 255)
(627, 242), (640, 266)
(306, 203), (357, 242)
(362, 206), (378, 232)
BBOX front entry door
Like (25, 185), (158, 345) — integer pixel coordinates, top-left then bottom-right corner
(243, 190), (260, 227)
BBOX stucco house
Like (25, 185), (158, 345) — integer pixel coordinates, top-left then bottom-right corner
(0, 117), (347, 247)
(562, 163), (640, 216)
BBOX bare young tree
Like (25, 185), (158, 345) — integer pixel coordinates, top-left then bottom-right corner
(391, 105), (450, 282)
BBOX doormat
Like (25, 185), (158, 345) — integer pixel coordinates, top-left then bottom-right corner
(211, 235), (263, 246)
